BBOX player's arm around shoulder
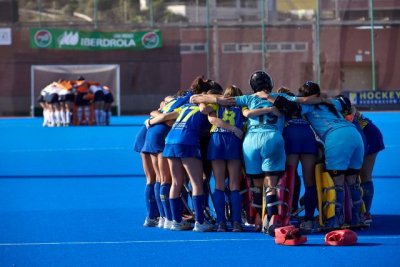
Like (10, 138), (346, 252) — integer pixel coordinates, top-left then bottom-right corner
(243, 106), (280, 118)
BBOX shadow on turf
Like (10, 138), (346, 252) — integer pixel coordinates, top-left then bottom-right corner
(356, 214), (400, 236)
(302, 242), (381, 247)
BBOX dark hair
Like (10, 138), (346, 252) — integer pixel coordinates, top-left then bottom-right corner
(277, 86), (295, 96)
(190, 76), (211, 94)
(298, 81), (320, 97)
(207, 89), (223, 95)
(208, 80), (223, 94)
(335, 94), (352, 115)
(299, 81), (341, 118)
(77, 76), (85, 81)
(175, 89), (189, 97)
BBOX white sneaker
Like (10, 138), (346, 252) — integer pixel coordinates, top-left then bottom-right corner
(170, 220), (191, 231)
(158, 217), (165, 228)
(193, 221), (214, 232)
(143, 217), (158, 227)
(163, 219), (173, 230)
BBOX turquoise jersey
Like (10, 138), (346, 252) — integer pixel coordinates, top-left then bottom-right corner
(235, 94), (284, 132)
(290, 97), (355, 141)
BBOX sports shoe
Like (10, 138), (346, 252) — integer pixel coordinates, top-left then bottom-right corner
(217, 221), (227, 232)
(163, 219), (173, 230)
(158, 217), (165, 228)
(193, 221), (214, 232)
(170, 220), (192, 231)
(143, 217), (158, 227)
(232, 221), (243, 232)
(364, 213), (372, 225)
(300, 220), (314, 233)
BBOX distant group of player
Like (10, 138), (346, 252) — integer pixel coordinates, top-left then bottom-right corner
(134, 70), (384, 239)
(38, 76), (114, 127)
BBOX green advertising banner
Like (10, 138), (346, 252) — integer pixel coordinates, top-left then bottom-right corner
(29, 28), (162, 50)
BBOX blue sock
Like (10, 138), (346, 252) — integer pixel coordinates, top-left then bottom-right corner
(192, 194), (206, 224)
(145, 184), (158, 219)
(266, 194), (278, 217)
(230, 190), (243, 223)
(160, 183), (172, 221)
(361, 181), (374, 213)
(154, 182), (165, 217)
(169, 197), (182, 223)
(213, 189), (226, 223)
(304, 185), (317, 221)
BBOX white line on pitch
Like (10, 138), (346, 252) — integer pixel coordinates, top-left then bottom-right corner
(2, 147), (127, 153)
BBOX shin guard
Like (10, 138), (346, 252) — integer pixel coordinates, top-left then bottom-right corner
(276, 165), (295, 226)
(315, 163), (336, 227)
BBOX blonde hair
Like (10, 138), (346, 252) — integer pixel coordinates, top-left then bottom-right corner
(223, 85), (243, 97)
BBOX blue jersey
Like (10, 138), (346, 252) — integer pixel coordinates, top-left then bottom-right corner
(208, 103), (247, 133)
(235, 94), (284, 132)
(165, 103), (210, 146)
(160, 91), (192, 113)
(207, 104), (246, 161)
(355, 113), (385, 155)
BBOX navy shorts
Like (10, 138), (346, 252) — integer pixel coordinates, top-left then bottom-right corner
(283, 123), (318, 155)
(133, 125), (147, 153)
(141, 124), (170, 154)
(163, 144), (202, 159)
(94, 90), (105, 102)
(207, 133), (242, 160)
(45, 93), (59, 104)
(104, 93), (114, 104)
(37, 95), (45, 103)
(364, 123), (385, 155)
(76, 93), (90, 106)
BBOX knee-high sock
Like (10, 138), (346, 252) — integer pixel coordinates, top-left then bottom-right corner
(230, 190), (243, 223)
(65, 110), (71, 124)
(361, 181), (374, 213)
(94, 109), (100, 125)
(213, 189), (225, 223)
(60, 110), (66, 124)
(304, 185), (317, 221)
(192, 194), (206, 224)
(160, 183), (172, 221)
(144, 184), (158, 219)
(84, 107), (90, 122)
(169, 197), (182, 223)
(154, 182), (165, 217)
(77, 107), (83, 123)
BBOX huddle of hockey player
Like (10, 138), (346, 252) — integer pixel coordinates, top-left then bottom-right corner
(134, 71), (384, 236)
(38, 76), (114, 127)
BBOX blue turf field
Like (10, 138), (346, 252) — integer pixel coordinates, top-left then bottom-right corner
(0, 113), (399, 266)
